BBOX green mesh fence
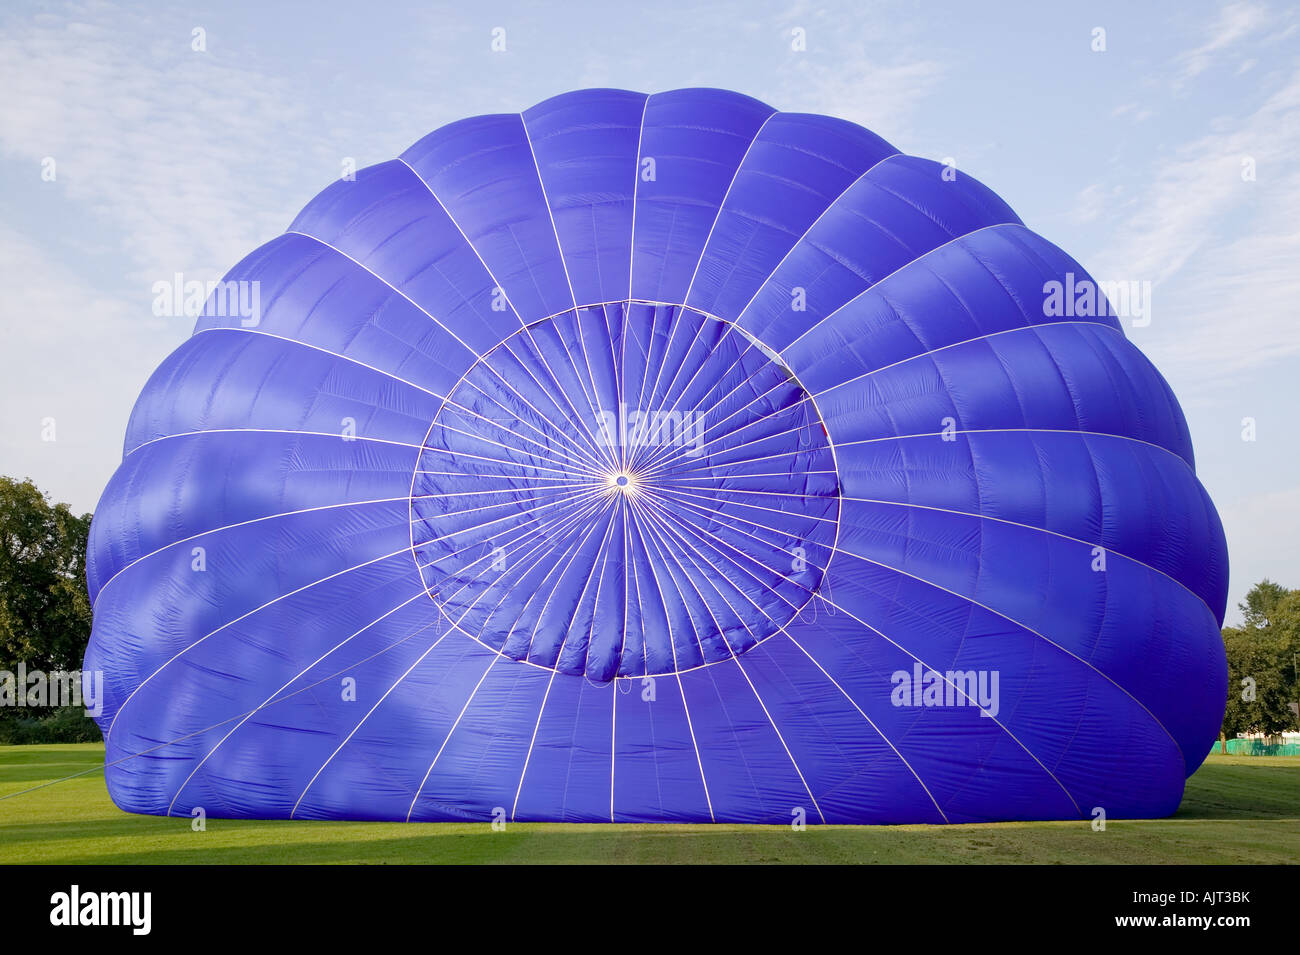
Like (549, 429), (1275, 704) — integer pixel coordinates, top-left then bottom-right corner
(1209, 738), (1300, 756)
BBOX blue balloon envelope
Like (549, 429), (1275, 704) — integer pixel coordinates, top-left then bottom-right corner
(85, 88), (1229, 824)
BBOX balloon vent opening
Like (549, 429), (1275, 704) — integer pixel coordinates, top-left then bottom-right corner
(409, 302), (840, 681)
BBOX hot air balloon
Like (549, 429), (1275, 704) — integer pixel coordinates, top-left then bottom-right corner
(84, 88), (1228, 824)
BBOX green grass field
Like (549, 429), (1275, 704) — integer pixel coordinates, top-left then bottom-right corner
(2, 744), (1296, 863)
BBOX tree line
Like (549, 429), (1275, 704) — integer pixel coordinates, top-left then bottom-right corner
(0, 476), (98, 742)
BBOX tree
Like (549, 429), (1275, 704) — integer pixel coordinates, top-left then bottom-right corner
(0, 476), (96, 739)
(1240, 578), (1290, 629)
(1220, 580), (1300, 745)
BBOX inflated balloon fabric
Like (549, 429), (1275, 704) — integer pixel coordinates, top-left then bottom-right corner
(85, 88), (1229, 824)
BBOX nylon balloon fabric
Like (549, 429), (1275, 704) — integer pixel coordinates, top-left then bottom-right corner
(84, 88), (1229, 824)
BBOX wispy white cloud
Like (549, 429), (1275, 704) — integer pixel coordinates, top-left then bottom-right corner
(777, 48), (945, 140)
(1111, 102), (1153, 124)
(1174, 0), (1269, 83)
(0, 0), (382, 513)
(1068, 182), (1126, 225)
(0, 223), (173, 511)
(1086, 69), (1300, 380)
(0, 2), (344, 285)
(769, 1), (945, 142)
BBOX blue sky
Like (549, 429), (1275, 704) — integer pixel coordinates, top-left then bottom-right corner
(1, 0), (1296, 624)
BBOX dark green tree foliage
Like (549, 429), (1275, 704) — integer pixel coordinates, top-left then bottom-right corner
(1221, 579), (1300, 741)
(0, 476), (99, 742)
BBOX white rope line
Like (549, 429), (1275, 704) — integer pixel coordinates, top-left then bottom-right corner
(409, 482), (596, 537)
(667, 443), (831, 476)
(415, 470), (602, 482)
(193, 324), (449, 399)
(650, 487), (835, 572)
(579, 501), (623, 677)
(840, 495), (1215, 619)
(198, 313), (606, 478)
(681, 111), (776, 305)
(636, 491), (818, 605)
(731, 151), (904, 323)
(122, 426), (425, 459)
(600, 305), (629, 473)
(636, 497), (786, 645)
(836, 427), (1195, 476)
(617, 502), (637, 679)
(514, 314), (614, 473)
(412, 484), (604, 557)
(784, 631), (950, 823)
(636, 340), (802, 476)
(458, 362), (612, 473)
(781, 221), (1020, 354)
(630, 313), (788, 476)
(470, 501), (616, 665)
(167, 584), (433, 815)
(510, 668), (557, 820)
(409, 480), (593, 502)
(636, 493), (812, 616)
(664, 469), (838, 483)
(414, 495), (609, 602)
(628, 323), (748, 475)
(293, 483), (618, 816)
(627, 95), (651, 302)
(652, 482), (837, 528)
(620, 493), (714, 819)
(658, 480), (1185, 767)
(93, 495), (414, 610)
(497, 335), (621, 475)
(625, 493), (711, 663)
(632, 491), (826, 822)
(405, 653), (502, 821)
(518, 111), (579, 309)
(808, 320), (1129, 401)
(540, 500), (622, 669)
(392, 156), (621, 473)
(458, 342), (616, 474)
(426, 489), (616, 642)
(417, 489), (612, 575)
(632, 305), (707, 469)
(290, 621), (455, 818)
(625, 310), (713, 473)
(427, 419), (603, 479)
(636, 490), (1083, 815)
(631, 494), (746, 655)
(106, 539), (418, 744)
(556, 312), (619, 476)
(410, 447), (592, 480)
(642, 418), (816, 480)
(626, 305), (685, 470)
(283, 231), (484, 363)
(435, 398), (608, 476)
(643, 383), (814, 477)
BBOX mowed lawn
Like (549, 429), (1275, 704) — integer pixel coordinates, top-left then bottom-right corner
(1, 744), (1296, 864)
